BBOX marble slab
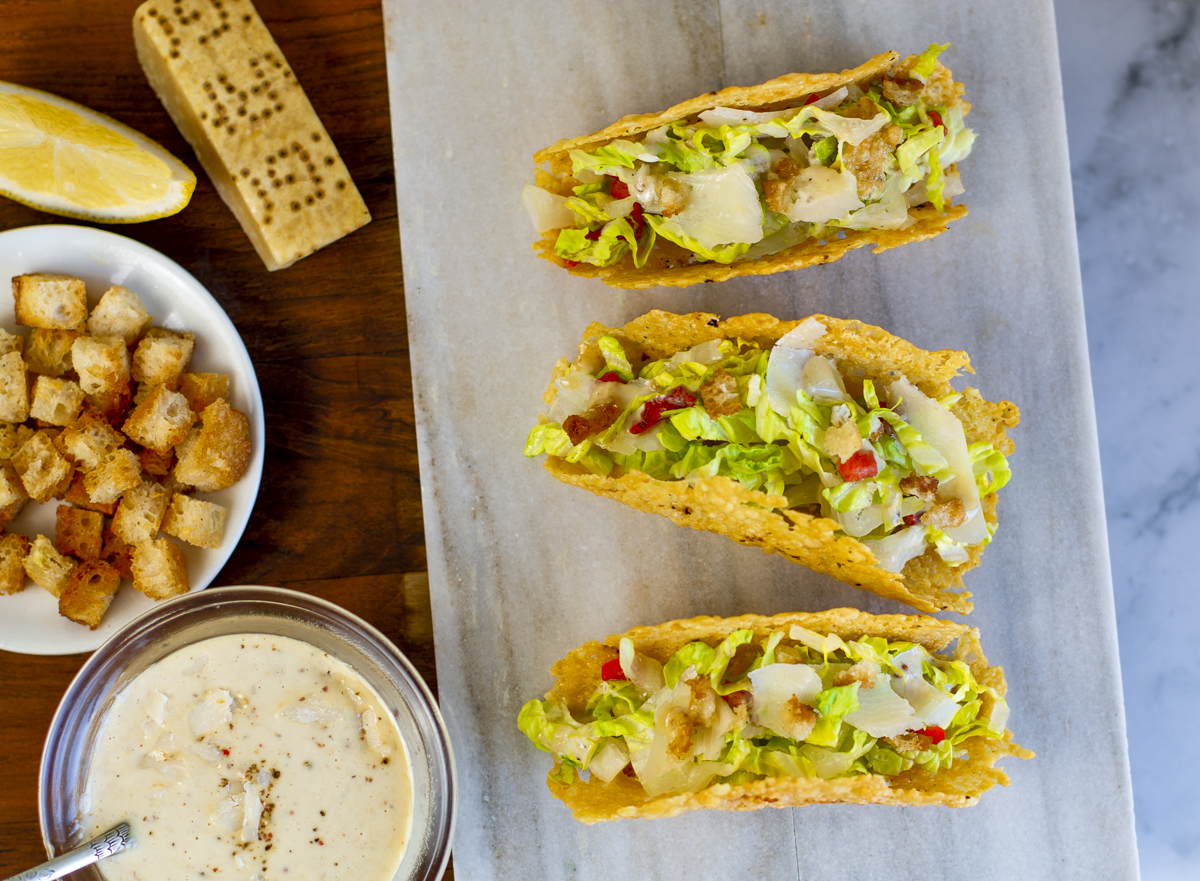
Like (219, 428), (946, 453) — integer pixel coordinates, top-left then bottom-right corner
(382, 1), (1139, 877)
(1054, 1), (1200, 878)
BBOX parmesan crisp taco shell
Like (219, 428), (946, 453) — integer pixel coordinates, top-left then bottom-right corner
(541, 608), (1032, 823)
(532, 51), (968, 289)
(542, 312), (1019, 614)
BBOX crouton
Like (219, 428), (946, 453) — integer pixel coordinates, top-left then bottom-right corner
(0, 351), (30, 423)
(83, 448), (141, 505)
(12, 430), (73, 502)
(25, 328), (78, 376)
(24, 534), (76, 597)
(13, 273), (87, 331)
(0, 533), (29, 594)
(0, 327), (24, 357)
(30, 376), (85, 427)
(55, 408), (126, 472)
(173, 400), (252, 492)
(87, 285), (152, 344)
(112, 480), (170, 545)
(72, 335), (131, 398)
(133, 327), (194, 386)
(138, 446), (175, 477)
(131, 537), (188, 601)
(122, 384), (195, 454)
(0, 463), (27, 509)
(58, 560), (122, 629)
(0, 423), (34, 459)
(55, 505), (104, 560)
(161, 493), (226, 549)
(100, 528), (133, 581)
(0, 500), (25, 530)
(178, 373), (229, 413)
(63, 471), (118, 515)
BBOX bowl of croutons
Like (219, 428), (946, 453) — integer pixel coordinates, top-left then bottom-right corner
(0, 225), (264, 654)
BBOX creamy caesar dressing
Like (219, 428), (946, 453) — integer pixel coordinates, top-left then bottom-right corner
(80, 634), (413, 881)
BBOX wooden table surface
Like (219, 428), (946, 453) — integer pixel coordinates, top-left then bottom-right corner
(0, 0), (441, 875)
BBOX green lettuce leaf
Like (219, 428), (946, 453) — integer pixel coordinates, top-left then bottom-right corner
(597, 335), (634, 381)
(807, 683), (861, 747)
(644, 214), (753, 264)
(968, 441), (1012, 495)
(569, 140), (644, 174)
(910, 43), (950, 83)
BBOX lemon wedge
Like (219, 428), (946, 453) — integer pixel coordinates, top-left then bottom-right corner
(0, 80), (195, 223)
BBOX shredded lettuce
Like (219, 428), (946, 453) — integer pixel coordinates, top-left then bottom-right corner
(538, 47), (976, 268)
(518, 626), (1009, 794)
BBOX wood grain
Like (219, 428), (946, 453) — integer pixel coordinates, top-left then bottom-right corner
(0, 1), (444, 875)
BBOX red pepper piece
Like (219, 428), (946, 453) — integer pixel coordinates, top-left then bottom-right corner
(903, 512), (923, 527)
(629, 387), (697, 435)
(601, 658), (628, 681)
(563, 260), (580, 268)
(804, 93), (820, 105)
(585, 227), (602, 241)
(722, 690), (751, 709)
(929, 110), (944, 130)
(918, 726), (946, 744)
(598, 371), (627, 384)
(628, 202), (645, 240)
(607, 176), (630, 199)
(838, 449), (879, 482)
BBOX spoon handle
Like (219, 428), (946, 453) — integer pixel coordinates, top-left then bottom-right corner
(3, 823), (132, 881)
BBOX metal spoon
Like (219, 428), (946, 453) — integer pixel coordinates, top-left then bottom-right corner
(3, 823), (133, 881)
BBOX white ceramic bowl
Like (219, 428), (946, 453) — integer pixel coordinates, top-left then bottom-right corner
(0, 224), (265, 655)
(40, 586), (456, 881)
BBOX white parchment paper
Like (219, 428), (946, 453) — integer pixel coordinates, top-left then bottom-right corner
(383, 1), (1139, 877)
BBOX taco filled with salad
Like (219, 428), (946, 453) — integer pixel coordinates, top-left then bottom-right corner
(524, 311), (1018, 614)
(519, 608), (1031, 822)
(523, 44), (975, 289)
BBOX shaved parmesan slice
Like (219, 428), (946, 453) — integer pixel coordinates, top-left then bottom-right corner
(669, 165), (764, 248)
(699, 106), (789, 127)
(747, 663), (822, 736)
(212, 794), (242, 831)
(522, 184), (574, 233)
(241, 782), (262, 842)
(801, 354), (848, 403)
(145, 690), (168, 727)
(807, 107), (890, 146)
(782, 166), (864, 223)
(776, 317), (827, 351)
(844, 675), (921, 737)
(984, 696), (1011, 734)
(890, 647), (928, 681)
(189, 689), (233, 738)
(662, 339), (725, 371)
(766, 346), (812, 416)
(899, 676), (960, 728)
(888, 377), (987, 544)
(279, 699), (344, 724)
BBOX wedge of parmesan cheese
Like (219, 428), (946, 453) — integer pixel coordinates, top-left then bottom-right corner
(132, 0), (370, 270)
